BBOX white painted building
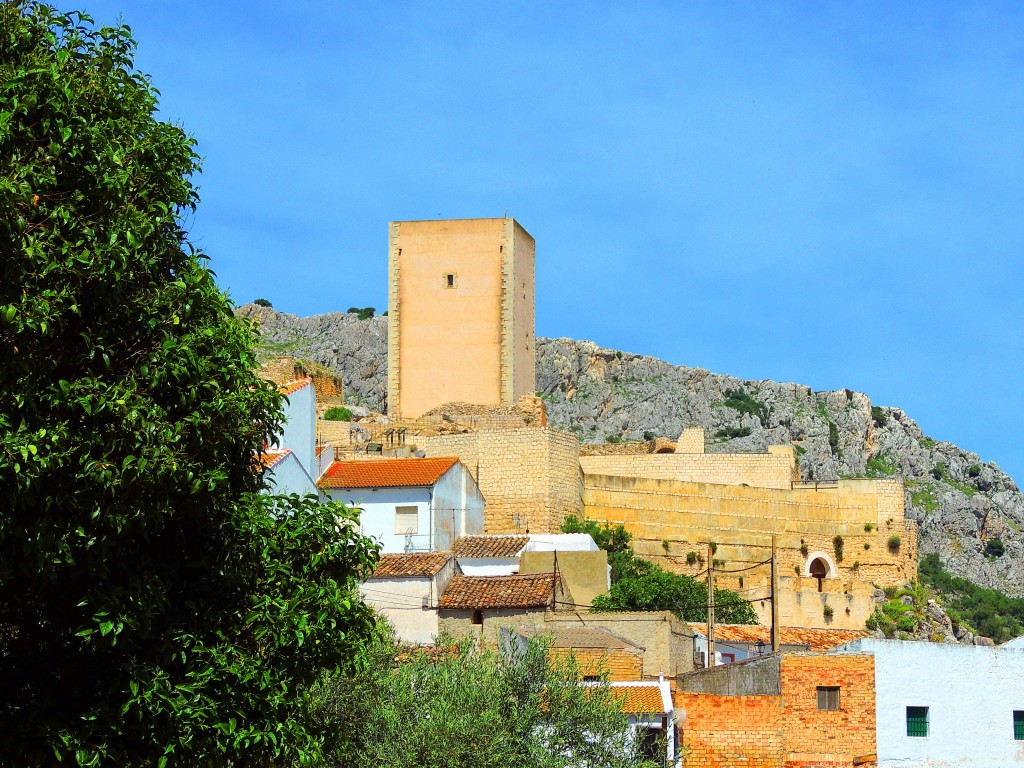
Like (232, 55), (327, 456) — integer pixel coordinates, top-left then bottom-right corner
(261, 449), (319, 496)
(317, 457), (485, 553)
(835, 638), (1024, 766)
(454, 533), (602, 576)
(360, 552), (459, 644)
(276, 378), (317, 481)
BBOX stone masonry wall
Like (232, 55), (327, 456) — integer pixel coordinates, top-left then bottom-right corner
(580, 448), (798, 491)
(423, 427), (583, 535)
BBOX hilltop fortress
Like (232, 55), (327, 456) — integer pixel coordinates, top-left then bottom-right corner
(324, 218), (918, 630)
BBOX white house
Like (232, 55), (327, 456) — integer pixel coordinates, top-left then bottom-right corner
(317, 457), (485, 553)
(360, 552), (459, 644)
(261, 449), (319, 496)
(454, 533), (603, 576)
(834, 637), (1024, 766)
(276, 378), (317, 480)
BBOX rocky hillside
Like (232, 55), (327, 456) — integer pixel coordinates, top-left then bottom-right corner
(236, 304), (1024, 598)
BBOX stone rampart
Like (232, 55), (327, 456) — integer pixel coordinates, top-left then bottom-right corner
(580, 448), (798, 490)
(423, 427), (583, 534)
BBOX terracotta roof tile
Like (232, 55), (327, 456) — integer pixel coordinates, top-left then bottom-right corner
(439, 574), (555, 609)
(687, 622), (867, 651)
(317, 457), (459, 489)
(370, 553), (454, 579)
(613, 684), (669, 714)
(259, 449), (292, 470)
(279, 378), (312, 396)
(453, 535), (530, 558)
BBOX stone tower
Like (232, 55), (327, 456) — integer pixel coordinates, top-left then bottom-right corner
(387, 218), (536, 419)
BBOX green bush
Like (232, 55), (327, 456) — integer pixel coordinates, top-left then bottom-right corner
(253, 297), (273, 307)
(866, 454), (898, 477)
(968, 463), (982, 478)
(714, 426), (752, 439)
(323, 406), (355, 421)
(985, 538), (1005, 558)
(833, 535), (844, 562)
(605, 434), (623, 444)
(887, 534), (901, 552)
(871, 406), (888, 427)
(799, 543), (809, 556)
(919, 553), (1024, 643)
(930, 462), (946, 481)
(720, 388), (769, 427)
(686, 551), (698, 565)
(823, 604), (834, 621)
(643, 430), (656, 441)
(828, 421), (840, 455)
(347, 306), (376, 320)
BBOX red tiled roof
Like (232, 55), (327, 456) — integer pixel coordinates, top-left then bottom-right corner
(259, 449), (292, 470)
(613, 684), (669, 714)
(280, 377), (312, 396)
(439, 574), (555, 609)
(370, 553), (454, 579)
(453, 535), (530, 558)
(687, 623), (867, 651)
(317, 457), (459, 489)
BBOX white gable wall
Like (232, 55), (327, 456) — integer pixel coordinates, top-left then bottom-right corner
(279, 383), (316, 479)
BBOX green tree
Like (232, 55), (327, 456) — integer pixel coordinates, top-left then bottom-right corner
(305, 630), (663, 768)
(0, 4), (379, 765)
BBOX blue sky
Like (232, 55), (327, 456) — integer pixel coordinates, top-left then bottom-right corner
(73, 1), (1023, 479)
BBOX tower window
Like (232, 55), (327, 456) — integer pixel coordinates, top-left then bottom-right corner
(444, 272), (457, 288)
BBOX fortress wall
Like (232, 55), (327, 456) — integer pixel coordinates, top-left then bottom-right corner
(584, 474), (917, 604)
(579, 449), (798, 491)
(423, 427), (583, 535)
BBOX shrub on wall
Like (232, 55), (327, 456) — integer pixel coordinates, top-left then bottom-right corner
(832, 535), (844, 562)
(323, 406), (354, 422)
(887, 534), (901, 552)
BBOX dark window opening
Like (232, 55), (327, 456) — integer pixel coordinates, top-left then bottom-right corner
(907, 706), (929, 737)
(1014, 710), (1024, 740)
(471, 609), (483, 625)
(817, 686), (840, 711)
(445, 273), (456, 288)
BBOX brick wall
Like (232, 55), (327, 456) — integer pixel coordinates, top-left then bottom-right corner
(547, 647), (644, 681)
(675, 653), (876, 768)
(675, 692), (784, 768)
(780, 654), (876, 766)
(423, 427), (583, 534)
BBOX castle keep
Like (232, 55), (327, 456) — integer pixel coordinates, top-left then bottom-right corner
(387, 218), (536, 419)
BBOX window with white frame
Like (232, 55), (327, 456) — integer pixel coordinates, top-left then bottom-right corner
(395, 506), (418, 535)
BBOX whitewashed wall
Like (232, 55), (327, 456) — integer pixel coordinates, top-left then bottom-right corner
(265, 451), (318, 497)
(431, 463), (485, 551)
(278, 383), (316, 478)
(837, 638), (1024, 767)
(325, 487), (431, 553)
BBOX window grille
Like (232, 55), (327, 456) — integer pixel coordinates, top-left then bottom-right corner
(816, 686), (840, 711)
(906, 706), (929, 737)
(1014, 710), (1024, 741)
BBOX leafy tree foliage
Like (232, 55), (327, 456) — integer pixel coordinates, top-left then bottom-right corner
(0, 4), (379, 764)
(562, 517), (758, 624)
(919, 553), (1024, 643)
(304, 630), (663, 768)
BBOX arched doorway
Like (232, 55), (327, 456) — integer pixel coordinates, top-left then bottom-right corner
(803, 551), (838, 593)
(809, 557), (828, 592)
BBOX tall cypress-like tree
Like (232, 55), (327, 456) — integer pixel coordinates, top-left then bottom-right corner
(0, 4), (379, 765)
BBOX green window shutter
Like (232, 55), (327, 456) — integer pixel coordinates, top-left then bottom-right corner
(906, 706), (929, 737)
(1014, 710), (1024, 741)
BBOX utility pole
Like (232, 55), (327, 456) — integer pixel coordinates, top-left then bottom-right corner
(771, 535), (780, 653)
(707, 543), (715, 667)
